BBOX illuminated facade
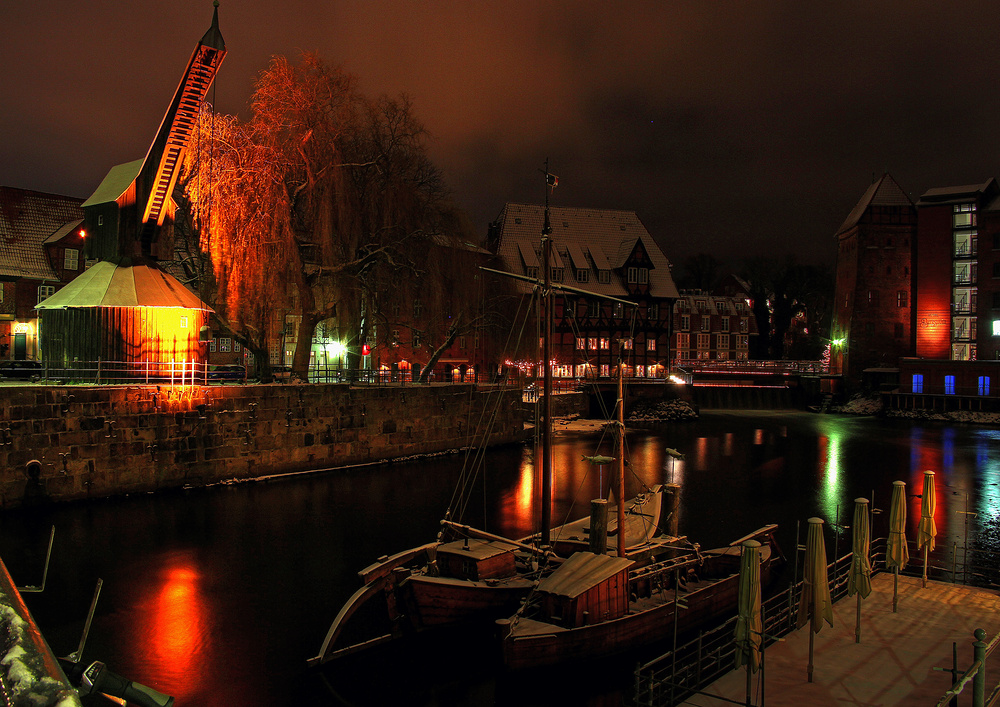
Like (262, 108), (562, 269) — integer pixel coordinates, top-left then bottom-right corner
(914, 180), (1000, 362)
(830, 174), (916, 382)
(489, 203), (680, 378)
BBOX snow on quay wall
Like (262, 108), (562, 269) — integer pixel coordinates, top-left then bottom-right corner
(0, 384), (524, 508)
(0, 557), (80, 706)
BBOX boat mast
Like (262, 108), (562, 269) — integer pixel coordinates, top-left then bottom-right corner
(616, 343), (626, 557)
(540, 161), (554, 548)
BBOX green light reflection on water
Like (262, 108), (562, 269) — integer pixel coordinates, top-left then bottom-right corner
(819, 428), (847, 533)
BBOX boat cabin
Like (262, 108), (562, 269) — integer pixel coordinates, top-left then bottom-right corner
(534, 551), (634, 627)
(435, 538), (518, 581)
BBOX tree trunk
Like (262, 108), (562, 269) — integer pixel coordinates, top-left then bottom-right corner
(417, 313), (463, 383)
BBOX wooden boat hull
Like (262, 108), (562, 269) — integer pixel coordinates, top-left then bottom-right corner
(498, 534), (778, 670)
(399, 574), (536, 630)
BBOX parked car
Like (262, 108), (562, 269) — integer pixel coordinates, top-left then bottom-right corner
(0, 360), (43, 380)
(208, 364), (246, 382)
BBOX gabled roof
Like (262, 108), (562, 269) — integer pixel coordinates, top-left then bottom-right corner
(492, 203), (679, 299)
(836, 173), (913, 237)
(43, 219), (84, 245)
(0, 187), (84, 281)
(35, 258), (212, 310)
(81, 159), (143, 208)
(537, 551), (633, 599)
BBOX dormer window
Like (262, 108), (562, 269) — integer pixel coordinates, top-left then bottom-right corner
(64, 248), (79, 271)
(627, 267), (649, 284)
(598, 270), (610, 284)
(526, 266), (538, 279)
(576, 269), (590, 283)
(551, 268), (564, 282)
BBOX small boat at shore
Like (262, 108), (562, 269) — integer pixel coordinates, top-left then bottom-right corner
(497, 524), (783, 670)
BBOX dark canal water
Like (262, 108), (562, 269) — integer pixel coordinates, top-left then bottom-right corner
(2, 411), (998, 706)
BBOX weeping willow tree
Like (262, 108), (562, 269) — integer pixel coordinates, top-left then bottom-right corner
(181, 52), (467, 379)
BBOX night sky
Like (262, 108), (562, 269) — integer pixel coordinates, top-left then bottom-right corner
(6, 1), (1000, 269)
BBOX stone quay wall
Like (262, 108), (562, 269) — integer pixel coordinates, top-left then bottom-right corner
(0, 384), (524, 508)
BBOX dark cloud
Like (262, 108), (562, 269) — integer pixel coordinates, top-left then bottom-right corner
(7, 1), (1000, 270)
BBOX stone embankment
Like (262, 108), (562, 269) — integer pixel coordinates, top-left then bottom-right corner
(835, 393), (1000, 424)
(0, 383), (523, 508)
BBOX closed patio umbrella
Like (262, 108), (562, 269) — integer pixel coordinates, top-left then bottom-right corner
(886, 480), (909, 612)
(847, 497), (872, 643)
(797, 517), (833, 683)
(918, 470), (937, 588)
(735, 539), (763, 704)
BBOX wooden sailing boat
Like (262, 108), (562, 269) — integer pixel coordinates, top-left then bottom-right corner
(496, 363), (783, 669)
(309, 168), (680, 667)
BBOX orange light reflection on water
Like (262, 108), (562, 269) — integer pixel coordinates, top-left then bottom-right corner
(140, 557), (209, 700)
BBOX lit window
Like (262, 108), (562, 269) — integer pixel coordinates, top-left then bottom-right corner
(588, 337), (598, 350)
(600, 338), (610, 350)
(600, 364), (610, 377)
(576, 338), (585, 350)
(945, 375), (956, 395)
(993, 320), (1000, 336)
(647, 338), (657, 352)
(868, 290), (879, 306)
(623, 338), (633, 350)
(180, 316), (188, 329)
(912, 374), (923, 393)
(979, 376), (990, 396)
(897, 291), (908, 307)
(64, 248), (79, 271)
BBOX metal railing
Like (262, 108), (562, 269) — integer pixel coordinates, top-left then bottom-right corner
(634, 536), (1000, 707)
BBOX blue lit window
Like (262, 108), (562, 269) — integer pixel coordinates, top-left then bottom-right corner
(945, 375), (956, 394)
(980, 376), (990, 396)
(912, 374), (923, 393)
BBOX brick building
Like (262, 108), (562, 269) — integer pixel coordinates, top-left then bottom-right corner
(830, 174), (916, 382)
(0, 187), (87, 360)
(913, 179), (1000, 362)
(489, 203), (679, 379)
(672, 289), (757, 362)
